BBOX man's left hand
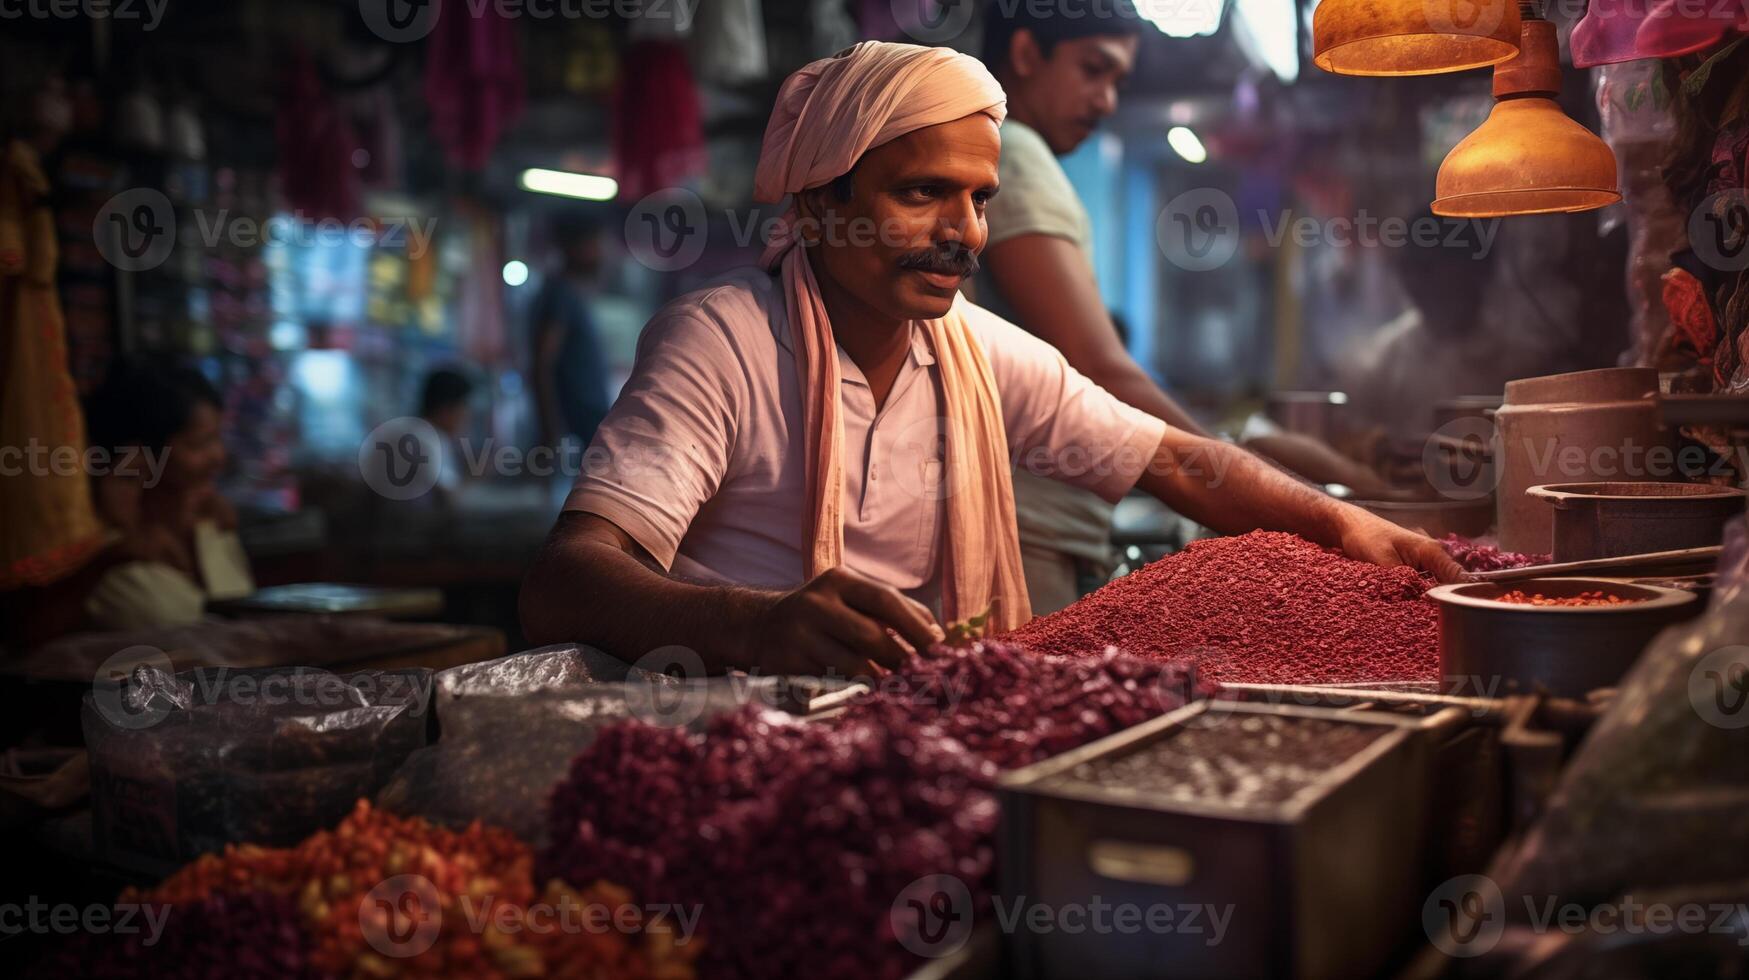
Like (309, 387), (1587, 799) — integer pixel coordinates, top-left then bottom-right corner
(1335, 510), (1468, 583)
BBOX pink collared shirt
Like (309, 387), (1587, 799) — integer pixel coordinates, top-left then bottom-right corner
(564, 267), (1167, 608)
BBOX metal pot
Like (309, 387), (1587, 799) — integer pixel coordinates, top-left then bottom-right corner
(1494, 368), (1676, 554)
(1426, 578), (1698, 699)
(1526, 482), (1747, 563)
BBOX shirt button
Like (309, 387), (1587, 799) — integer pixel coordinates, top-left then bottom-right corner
(870, 464), (879, 481)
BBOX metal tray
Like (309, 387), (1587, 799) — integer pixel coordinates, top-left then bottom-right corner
(997, 701), (1431, 980)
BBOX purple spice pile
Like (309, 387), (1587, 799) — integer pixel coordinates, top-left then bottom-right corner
(32, 891), (324, 980)
(1439, 533), (1549, 572)
(542, 642), (1200, 980)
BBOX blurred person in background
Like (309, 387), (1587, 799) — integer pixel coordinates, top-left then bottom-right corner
(1335, 215), (1504, 440)
(530, 212), (611, 450)
(76, 357), (255, 630)
(418, 366), (475, 497)
(977, 2), (1391, 612)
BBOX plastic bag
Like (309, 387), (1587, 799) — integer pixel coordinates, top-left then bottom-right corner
(378, 647), (855, 846)
(82, 665), (431, 874)
(1493, 533), (1749, 912)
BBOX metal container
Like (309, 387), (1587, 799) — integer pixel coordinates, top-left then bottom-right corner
(1494, 368), (1676, 554)
(1426, 578), (1699, 699)
(1266, 391), (1352, 443)
(1526, 481), (1747, 562)
(998, 701), (1429, 980)
(1355, 497), (1495, 538)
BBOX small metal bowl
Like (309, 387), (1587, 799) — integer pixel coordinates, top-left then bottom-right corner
(1425, 578), (1699, 699)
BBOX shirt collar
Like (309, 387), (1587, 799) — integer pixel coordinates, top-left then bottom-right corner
(772, 308), (938, 383)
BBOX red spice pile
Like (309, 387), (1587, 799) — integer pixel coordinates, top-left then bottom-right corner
(1495, 589), (1644, 607)
(1002, 531), (1439, 686)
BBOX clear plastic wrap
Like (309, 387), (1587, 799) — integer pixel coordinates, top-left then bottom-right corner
(1494, 515), (1749, 911)
(82, 665), (431, 872)
(378, 647), (850, 846)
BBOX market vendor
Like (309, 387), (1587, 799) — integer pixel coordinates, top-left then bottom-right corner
(520, 41), (1463, 676)
(973, 4), (1400, 612)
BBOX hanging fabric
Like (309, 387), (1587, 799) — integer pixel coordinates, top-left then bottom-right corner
(0, 140), (109, 589)
(423, 2), (526, 171)
(611, 41), (707, 201)
(276, 50), (362, 220)
(692, 0), (768, 84)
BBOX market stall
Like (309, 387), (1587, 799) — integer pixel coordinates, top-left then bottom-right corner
(4, 0), (1749, 977)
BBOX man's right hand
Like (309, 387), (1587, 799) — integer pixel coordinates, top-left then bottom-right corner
(741, 567), (944, 677)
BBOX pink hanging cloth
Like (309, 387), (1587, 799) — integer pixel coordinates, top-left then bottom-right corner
(423, 4), (526, 171)
(611, 41), (706, 201)
(276, 50), (362, 220)
(1572, 0), (1749, 68)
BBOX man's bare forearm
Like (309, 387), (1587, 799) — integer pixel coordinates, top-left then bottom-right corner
(1136, 431), (1353, 548)
(519, 512), (771, 672)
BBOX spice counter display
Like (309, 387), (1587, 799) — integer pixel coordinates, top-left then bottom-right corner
(35, 527), (1745, 979)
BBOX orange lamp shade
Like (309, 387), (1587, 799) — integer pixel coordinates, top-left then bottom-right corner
(1433, 20), (1622, 217)
(1313, 0), (1522, 76)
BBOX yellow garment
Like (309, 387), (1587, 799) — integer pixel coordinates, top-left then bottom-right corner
(0, 139), (106, 588)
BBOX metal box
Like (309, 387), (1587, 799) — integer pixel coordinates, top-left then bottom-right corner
(997, 701), (1429, 980)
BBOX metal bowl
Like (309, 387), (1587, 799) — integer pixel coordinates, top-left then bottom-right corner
(1526, 481), (1747, 562)
(1426, 578), (1699, 699)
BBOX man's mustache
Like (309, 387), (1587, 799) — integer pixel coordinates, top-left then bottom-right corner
(897, 242), (980, 278)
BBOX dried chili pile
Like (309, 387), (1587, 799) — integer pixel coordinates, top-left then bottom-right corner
(1439, 533), (1549, 572)
(121, 801), (695, 980)
(1002, 530), (1440, 685)
(542, 642), (1199, 980)
(1494, 589), (1644, 607)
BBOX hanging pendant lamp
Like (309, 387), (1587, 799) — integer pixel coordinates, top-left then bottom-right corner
(1313, 0), (1522, 76)
(1432, 17), (1622, 217)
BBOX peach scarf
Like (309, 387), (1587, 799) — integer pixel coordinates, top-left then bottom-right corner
(752, 41), (1031, 631)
